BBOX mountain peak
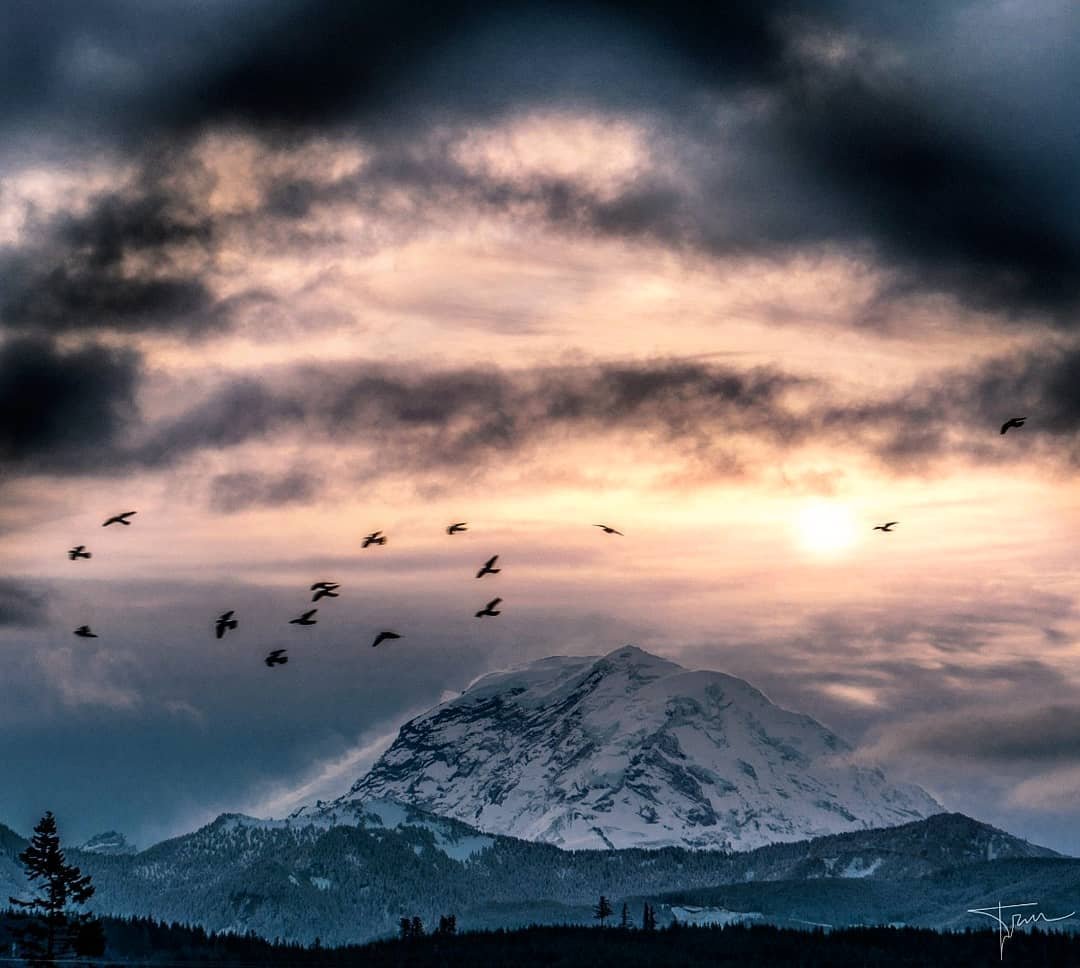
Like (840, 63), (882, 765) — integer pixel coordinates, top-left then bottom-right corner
(595, 644), (684, 677)
(328, 647), (941, 851)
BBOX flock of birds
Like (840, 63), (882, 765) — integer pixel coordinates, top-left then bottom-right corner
(63, 418), (1030, 667)
(64, 517), (627, 666)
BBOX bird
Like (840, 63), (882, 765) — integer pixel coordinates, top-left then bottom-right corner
(68, 546), (92, 561)
(447, 522), (468, 535)
(102, 511), (137, 527)
(73, 625), (98, 638)
(371, 630), (402, 648)
(476, 555), (501, 578)
(594, 524), (624, 535)
(1000, 416), (1027, 435)
(362, 530), (387, 548)
(311, 582), (340, 603)
(265, 649), (288, 667)
(289, 609), (318, 626)
(873, 522), (898, 532)
(475, 597), (502, 618)
(215, 610), (238, 639)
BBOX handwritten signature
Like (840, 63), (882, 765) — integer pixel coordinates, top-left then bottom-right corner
(967, 901), (1075, 960)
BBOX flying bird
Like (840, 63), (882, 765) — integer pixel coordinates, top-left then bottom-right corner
(311, 582), (340, 603)
(371, 630), (402, 648)
(215, 610), (238, 639)
(73, 625), (98, 638)
(872, 522), (899, 532)
(102, 511), (136, 527)
(475, 597), (502, 618)
(593, 524), (624, 536)
(1000, 416), (1027, 435)
(265, 649), (288, 667)
(476, 555), (501, 578)
(68, 546), (92, 561)
(362, 530), (387, 548)
(289, 609), (318, 626)
(446, 522), (468, 535)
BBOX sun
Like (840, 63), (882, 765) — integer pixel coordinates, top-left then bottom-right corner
(796, 502), (859, 556)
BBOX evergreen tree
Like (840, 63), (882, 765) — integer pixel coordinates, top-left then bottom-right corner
(593, 895), (613, 927)
(8, 811), (97, 966)
(410, 916), (424, 938)
(437, 914), (458, 935)
(619, 902), (630, 929)
(642, 903), (657, 932)
(399, 918), (411, 940)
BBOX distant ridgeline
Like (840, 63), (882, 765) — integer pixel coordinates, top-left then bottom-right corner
(1, 805), (1073, 946)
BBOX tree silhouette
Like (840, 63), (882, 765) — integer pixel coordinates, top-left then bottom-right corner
(619, 902), (630, 929)
(399, 917), (411, 940)
(410, 916), (425, 938)
(8, 811), (97, 966)
(642, 902), (657, 932)
(437, 914), (457, 935)
(593, 895), (613, 927)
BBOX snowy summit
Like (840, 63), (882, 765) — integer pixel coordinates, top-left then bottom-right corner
(322, 646), (941, 851)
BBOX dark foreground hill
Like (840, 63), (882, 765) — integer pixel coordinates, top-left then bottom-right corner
(3, 915), (1078, 967)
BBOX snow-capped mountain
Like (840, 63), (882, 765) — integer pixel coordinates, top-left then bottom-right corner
(80, 830), (136, 855)
(328, 646), (941, 851)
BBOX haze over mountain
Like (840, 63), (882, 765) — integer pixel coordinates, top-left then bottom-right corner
(320, 646), (941, 850)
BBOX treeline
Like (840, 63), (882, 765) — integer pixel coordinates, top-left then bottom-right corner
(4, 913), (1079, 966)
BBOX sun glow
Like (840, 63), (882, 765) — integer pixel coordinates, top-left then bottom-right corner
(796, 502), (859, 556)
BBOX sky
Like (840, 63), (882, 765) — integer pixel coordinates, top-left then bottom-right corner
(1, 0), (1079, 854)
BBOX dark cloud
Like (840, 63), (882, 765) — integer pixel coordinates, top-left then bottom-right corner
(892, 705), (1080, 766)
(0, 335), (140, 474)
(4, 1), (1077, 323)
(0, 579), (47, 628)
(124, 359), (806, 488)
(209, 470), (321, 514)
(0, 164), (216, 336)
(3, 343), (1077, 490)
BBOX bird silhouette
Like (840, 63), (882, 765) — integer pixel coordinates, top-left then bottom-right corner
(311, 582), (340, 603)
(594, 524), (624, 535)
(475, 597), (502, 618)
(102, 511), (137, 527)
(1000, 416), (1027, 435)
(289, 609), (318, 626)
(215, 610), (238, 639)
(265, 649), (288, 667)
(447, 522), (468, 535)
(311, 581), (338, 591)
(476, 555), (501, 578)
(73, 625), (98, 638)
(371, 630), (402, 648)
(873, 522), (899, 532)
(362, 530), (387, 548)
(68, 546), (92, 561)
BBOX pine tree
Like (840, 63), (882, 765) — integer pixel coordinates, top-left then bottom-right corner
(399, 917), (411, 940)
(437, 914), (458, 935)
(619, 902), (630, 929)
(594, 894), (613, 927)
(8, 811), (97, 966)
(410, 915), (424, 938)
(642, 902), (657, 932)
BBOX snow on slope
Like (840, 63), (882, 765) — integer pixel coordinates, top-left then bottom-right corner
(328, 646), (941, 851)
